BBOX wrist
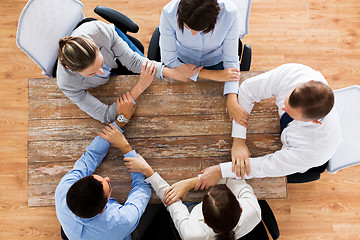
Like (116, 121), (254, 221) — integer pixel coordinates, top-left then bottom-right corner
(162, 67), (174, 79)
(144, 168), (155, 178)
(227, 93), (238, 104)
(188, 177), (198, 190)
(115, 119), (126, 129)
(130, 84), (142, 101)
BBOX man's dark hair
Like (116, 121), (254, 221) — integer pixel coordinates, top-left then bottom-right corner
(289, 81), (334, 120)
(177, 0), (220, 33)
(66, 175), (108, 218)
(202, 184), (242, 240)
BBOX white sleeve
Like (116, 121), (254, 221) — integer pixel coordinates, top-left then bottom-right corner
(145, 173), (203, 239)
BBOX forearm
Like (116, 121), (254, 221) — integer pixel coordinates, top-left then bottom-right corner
(129, 82), (144, 101)
(198, 69), (221, 81)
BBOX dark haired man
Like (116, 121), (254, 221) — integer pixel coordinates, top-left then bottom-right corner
(55, 99), (151, 240)
(196, 63), (342, 188)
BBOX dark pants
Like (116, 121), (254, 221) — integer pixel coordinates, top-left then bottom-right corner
(280, 113), (328, 183)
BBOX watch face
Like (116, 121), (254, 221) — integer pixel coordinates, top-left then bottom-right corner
(117, 115), (128, 123)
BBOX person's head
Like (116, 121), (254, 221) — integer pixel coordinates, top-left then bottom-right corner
(66, 174), (111, 218)
(177, 0), (220, 35)
(58, 36), (104, 76)
(282, 81), (334, 122)
(202, 185), (242, 240)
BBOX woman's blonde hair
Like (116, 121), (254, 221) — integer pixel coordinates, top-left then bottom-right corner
(58, 36), (98, 72)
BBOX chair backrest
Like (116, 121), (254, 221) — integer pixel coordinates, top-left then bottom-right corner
(229, 0), (252, 38)
(327, 85), (360, 173)
(16, 0), (84, 77)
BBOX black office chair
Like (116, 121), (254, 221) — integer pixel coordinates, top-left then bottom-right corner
(147, 25), (252, 71)
(238, 200), (280, 240)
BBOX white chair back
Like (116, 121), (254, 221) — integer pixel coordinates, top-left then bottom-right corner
(229, 0), (252, 38)
(327, 85), (360, 173)
(16, 0), (84, 77)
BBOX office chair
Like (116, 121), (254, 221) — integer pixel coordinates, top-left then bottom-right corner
(238, 200), (280, 240)
(287, 85), (360, 183)
(16, 0), (144, 78)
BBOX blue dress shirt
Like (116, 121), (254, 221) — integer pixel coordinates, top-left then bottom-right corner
(160, 0), (242, 95)
(55, 123), (151, 240)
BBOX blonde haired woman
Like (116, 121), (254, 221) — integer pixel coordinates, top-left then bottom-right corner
(57, 20), (200, 123)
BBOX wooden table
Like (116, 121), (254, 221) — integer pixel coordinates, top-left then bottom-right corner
(28, 72), (287, 207)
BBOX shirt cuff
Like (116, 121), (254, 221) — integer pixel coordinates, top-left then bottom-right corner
(145, 172), (161, 185)
(231, 120), (247, 139)
(223, 81), (239, 96)
(112, 121), (124, 133)
(190, 71), (200, 82)
(159, 64), (165, 78)
(124, 150), (137, 158)
(219, 162), (241, 179)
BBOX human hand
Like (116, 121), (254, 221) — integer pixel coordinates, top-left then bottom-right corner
(123, 154), (154, 178)
(232, 138), (250, 178)
(164, 63), (203, 82)
(163, 177), (197, 206)
(116, 92), (136, 120)
(215, 68), (240, 82)
(227, 93), (249, 127)
(98, 123), (131, 153)
(194, 165), (222, 190)
(138, 60), (157, 90)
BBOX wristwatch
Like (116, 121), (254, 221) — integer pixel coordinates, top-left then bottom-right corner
(117, 114), (129, 123)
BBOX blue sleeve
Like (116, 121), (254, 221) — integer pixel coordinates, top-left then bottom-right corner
(58, 122), (124, 186)
(115, 150), (152, 235)
(223, 11), (241, 96)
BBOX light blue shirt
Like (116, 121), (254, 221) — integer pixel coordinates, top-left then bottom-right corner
(160, 0), (242, 95)
(55, 122), (151, 240)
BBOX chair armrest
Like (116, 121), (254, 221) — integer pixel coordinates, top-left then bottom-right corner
(258, 200), (280, 240)
(94, 6), (139, 34)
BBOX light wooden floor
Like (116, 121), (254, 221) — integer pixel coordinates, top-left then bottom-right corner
(1, 0), (359, 239)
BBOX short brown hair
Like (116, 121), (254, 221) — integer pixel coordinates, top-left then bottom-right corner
(58, 36), (98, 72)
(202, 185), (241, 240)
(289, 81), (334, 120)
(177, 0), (220, 33)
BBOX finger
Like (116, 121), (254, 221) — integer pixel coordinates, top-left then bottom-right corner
(232, 155), (236, 173)
(142, 60), (147, 71)
(245, 158), (251, 176)
(193, 65), (203, 73)
(194, 181), (201, 190)
(236, 159), (241, 177)
(109, 123), (117, 130)
(199, 169), (205, 174)
(240, 159), (245, 179)
(200, 183), (206, 190)
(164, 186), (173, 196)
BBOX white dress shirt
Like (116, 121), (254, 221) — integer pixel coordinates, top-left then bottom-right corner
(220, 63), (342, 179)
(145, 172), (261, 240)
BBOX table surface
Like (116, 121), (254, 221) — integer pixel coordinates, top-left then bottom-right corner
(28, 72), (287, 207)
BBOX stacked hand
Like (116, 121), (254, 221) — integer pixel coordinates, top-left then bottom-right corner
(164, 177), (197, 206)
(227, 93), (249, 127)
(138, 60), (157, 90)
(98, 123), (132, 154)
(164, 63), (203, 82)
(116, 92), (136, 120)
(232, 138), (250, 178)
(123, 154), (154, 178)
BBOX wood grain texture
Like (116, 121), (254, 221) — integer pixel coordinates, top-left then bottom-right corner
(28, 73), (286, 207)
(2, 0), (360, 239)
